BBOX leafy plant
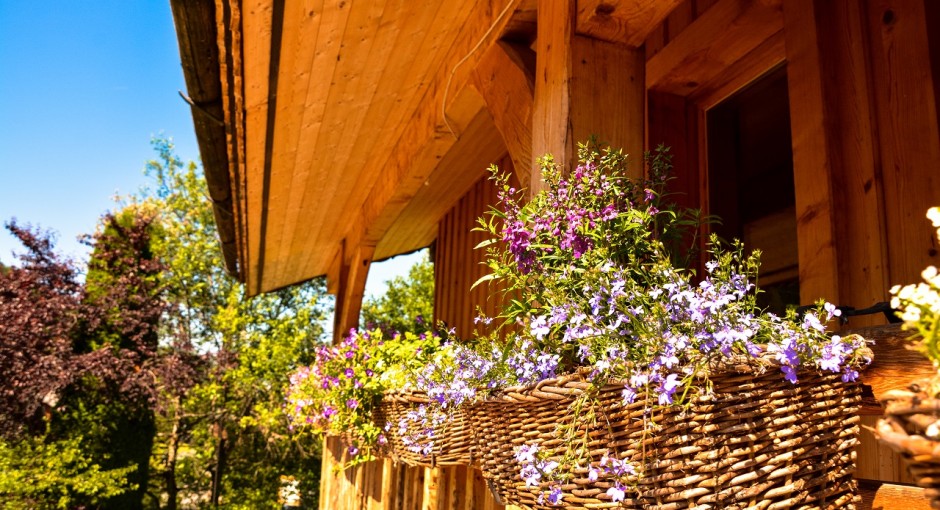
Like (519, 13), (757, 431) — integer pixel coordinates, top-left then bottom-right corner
(891, 207), (940, 394)
(411, 142), (870, 504)
(284, 329), (440, 467)
(0, 434), (136, 509)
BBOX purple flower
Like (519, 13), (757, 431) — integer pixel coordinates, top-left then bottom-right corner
(547, 485), (564, 505)
(346, 398), (359, 410)
(344, 368), (355, 378)
(348, 445), (359, 456)
(841, 368), (859, 382)
(658, 373), (681, 405)
(818, 337), (845, 372)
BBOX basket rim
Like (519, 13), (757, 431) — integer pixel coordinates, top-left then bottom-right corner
(485, 348), (871, 403)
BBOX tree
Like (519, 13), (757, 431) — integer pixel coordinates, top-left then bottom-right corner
(0, 212), (165, 509)
(139, 139), (327, 509)
(361, 251), (434, 335)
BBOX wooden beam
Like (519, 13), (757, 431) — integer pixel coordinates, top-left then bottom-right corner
(242, 0), (275, 295)
(533, 0), (645, 192)
(332, 241), (374, 343)
(867, 0), (940, 288)
(783, 0), (888, 311)
(646, 0), (784, 97)
(374, 109), (506, 261)
(471, 41), (535, 188)
(170, 0), (239, 275)
(575, 0), (684, 47)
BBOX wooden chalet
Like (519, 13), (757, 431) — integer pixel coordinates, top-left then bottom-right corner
(171, 0), (940, 507)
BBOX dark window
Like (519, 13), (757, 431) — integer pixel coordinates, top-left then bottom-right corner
(706, 66), (799, 314)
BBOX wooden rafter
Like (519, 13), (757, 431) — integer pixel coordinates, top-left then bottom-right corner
(471, 41), (536, 188)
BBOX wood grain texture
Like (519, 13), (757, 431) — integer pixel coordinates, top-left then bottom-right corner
(534, 0), (645, 190)
(847, 324), (935, 402)
(646, 0), (783, 96)
(575, 0), (683, 47)
(858, 414), (911, 483)
(170, 0), (238, 274)
(471, 41), (535, 188)
(857, 480), (930, 509)
(867, 0), (940, 289)
(781, 0), (840, 307)
(784, 0), (891, 320)
(850, 323), (931, 483)
(333, 242), (374, 343)
(532, 0), (577, 191)
(327, 1), (525, 293)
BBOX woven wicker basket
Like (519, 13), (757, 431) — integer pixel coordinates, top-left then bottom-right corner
(377, 390), (475, 467)
(876, 386), (940, 507)
(468, 358), (863, 509)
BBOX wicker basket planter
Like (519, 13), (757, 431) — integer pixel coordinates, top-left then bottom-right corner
(377, 390), (475, 467)
(469, 359), (863, 509)
(876, 387), (940, 507)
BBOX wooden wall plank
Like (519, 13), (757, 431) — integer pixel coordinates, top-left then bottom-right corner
(857, 415), (916, 484)
(858, 480), (931, 510)
(647, 91), (699, 219)
(866, 0), (940, 288)
(784, 0), (889, 317)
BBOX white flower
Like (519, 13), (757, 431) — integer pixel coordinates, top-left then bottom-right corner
(927, 206), (940, 228)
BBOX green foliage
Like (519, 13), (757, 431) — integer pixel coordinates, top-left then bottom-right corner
(891, 207), (940, 394)
(0, 433), (136, 509)
(137, 138), (328, 508)
(361, 251), (434, 335)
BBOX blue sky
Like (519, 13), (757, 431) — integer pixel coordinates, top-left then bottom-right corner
(0, 1), (415, 297)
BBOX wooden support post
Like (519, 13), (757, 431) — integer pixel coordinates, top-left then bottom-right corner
(866, 0), (940, 287)
(332, 240), (374, 343)
(533, 0), (645, 193)
(783, 0), (888, 314)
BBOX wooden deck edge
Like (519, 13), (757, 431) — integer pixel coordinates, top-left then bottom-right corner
(857, 479), (932, 509)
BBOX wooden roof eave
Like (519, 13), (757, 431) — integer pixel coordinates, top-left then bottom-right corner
(170, 0), (241, 280)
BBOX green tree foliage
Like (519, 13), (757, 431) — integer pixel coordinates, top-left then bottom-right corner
(139, 139), (327, 509)
(0, 212), (165, 509)
(0, 434), (136, 509)
(360, 251), (434, 335)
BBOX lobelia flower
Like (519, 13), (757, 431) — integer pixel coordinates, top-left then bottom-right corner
(606, 483), (626, 502)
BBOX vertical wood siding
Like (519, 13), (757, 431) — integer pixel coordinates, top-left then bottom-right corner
(434, 154), (515, 338)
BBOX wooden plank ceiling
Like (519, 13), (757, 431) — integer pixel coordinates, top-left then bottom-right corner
(176, 0), (685, 295)
(213, 0), (535, 294)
